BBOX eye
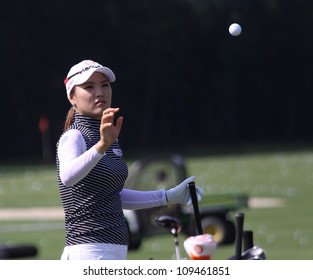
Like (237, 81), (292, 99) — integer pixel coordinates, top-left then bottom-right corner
(84, 84), (94, 90)
(102, 82), (110, 88)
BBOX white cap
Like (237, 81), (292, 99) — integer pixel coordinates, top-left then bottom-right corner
(64, 60), (116, 98)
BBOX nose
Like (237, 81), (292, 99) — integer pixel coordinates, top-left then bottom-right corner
(96, 87), (105, 98)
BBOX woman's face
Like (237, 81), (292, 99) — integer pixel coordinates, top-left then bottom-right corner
(70, 72), (112, 120)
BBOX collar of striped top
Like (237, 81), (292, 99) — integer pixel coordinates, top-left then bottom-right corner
(73, 113), (101, 129)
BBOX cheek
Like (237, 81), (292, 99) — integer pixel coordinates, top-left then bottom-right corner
(74, 95), (93, 108)
(105, 90), (112, 100)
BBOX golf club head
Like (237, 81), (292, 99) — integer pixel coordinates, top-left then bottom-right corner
(155, 215), (182, 235)
(241, 245), (266, 260)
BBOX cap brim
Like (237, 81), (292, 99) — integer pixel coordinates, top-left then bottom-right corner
(75, 67), (116, 86)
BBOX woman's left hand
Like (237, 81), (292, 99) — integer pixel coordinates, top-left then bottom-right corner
(165, 176), (205, 207)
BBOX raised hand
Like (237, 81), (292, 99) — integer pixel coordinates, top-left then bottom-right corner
(95, 108), (123, 154)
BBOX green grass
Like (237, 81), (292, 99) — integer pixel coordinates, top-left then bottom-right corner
(0, 145), (312, 260)
(0, 165), (61, 208)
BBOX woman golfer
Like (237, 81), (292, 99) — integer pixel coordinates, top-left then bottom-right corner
(57, 59), (204, 260)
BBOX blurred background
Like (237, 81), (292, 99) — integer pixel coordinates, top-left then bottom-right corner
(1, 0), (313, 162)
(1, 0), (313, 260)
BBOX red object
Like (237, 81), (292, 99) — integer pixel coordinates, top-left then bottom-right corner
(190, 254), (211, 260)
(38, 116), (49, 133)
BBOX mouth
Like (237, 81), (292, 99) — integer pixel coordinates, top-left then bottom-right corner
(95, 100), (105, 105)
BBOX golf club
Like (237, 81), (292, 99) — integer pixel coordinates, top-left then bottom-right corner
(228, 212), (244, 259)
(228, 213), (266, 260)
(0, 244), (38, 259)
(188, 181), (203, 235)
(243, 230), (254, 251)
(241, 245), (266, 260)
(155, 215), (182, 260)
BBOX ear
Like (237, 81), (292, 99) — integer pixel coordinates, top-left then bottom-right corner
(69, 93), (76, 107)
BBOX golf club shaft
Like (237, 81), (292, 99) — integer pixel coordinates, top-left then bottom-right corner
(235, 212), (244, 260)
(174, 236), (181, 260)
(188, 182), (203, 235)
(243, 230), (254, 251)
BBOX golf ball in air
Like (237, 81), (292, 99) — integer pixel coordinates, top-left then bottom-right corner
(229, 23), (242, 36)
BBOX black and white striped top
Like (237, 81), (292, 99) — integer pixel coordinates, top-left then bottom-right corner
(56, 113), (129, 246)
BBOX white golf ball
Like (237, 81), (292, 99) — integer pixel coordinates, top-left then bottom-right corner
(229, 23), (242, 36)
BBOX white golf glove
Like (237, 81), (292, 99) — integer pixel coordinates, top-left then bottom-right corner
(165, 176), (205, 207)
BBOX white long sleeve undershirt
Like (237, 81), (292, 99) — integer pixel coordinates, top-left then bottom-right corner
(58, 129), (103, 186)
(57, 129), (167, 210)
